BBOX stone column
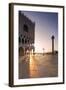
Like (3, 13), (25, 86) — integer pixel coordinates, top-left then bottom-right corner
(51, 35), (55, 54)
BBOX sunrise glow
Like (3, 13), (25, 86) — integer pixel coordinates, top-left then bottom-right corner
(22, 11), (58, 53)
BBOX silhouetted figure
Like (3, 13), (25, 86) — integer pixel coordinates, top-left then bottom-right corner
(51, 35), (55, 54)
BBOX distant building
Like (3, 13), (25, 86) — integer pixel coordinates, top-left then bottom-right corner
(19, 11), (35, 56)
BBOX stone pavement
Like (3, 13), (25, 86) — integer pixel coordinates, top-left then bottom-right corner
(19, 53), (58, 79)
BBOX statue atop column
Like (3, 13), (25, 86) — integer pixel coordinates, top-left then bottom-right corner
(51, 35), (55, 54)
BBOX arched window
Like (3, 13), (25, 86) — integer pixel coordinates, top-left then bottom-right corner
(22, 38), (24, 44)
(21, 34), (22, 37)
(25, 39), (27, 44)
(28, 40), (29, 44)
(23, 24), (28, 32)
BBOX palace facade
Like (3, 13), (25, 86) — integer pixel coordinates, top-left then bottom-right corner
(19, 11), (35, 56)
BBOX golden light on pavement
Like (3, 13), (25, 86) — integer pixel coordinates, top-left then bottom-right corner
(29, 52), (39, 78)
(30, 51), (32, 63)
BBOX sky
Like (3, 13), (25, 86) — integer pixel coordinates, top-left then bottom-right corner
(21, 11), (58, 53)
